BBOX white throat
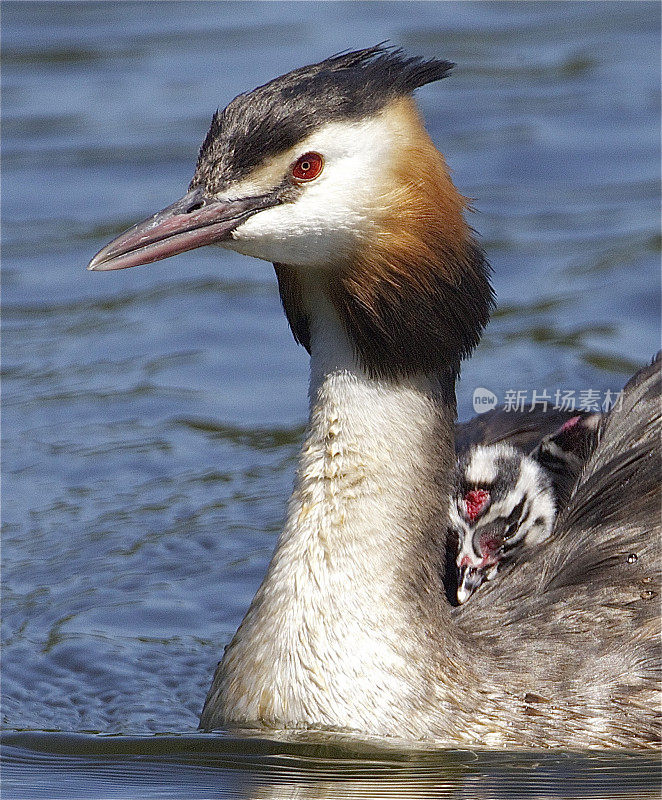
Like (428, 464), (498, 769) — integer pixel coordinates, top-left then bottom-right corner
(204, 279), (459, 737)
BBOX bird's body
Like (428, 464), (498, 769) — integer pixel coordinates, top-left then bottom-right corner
(89, 47), (661, 748)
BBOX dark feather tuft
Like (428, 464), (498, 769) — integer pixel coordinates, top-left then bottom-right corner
(191, 45), (453, 192)
(329, 239), (493, 379)
(273, 263), (311, 352)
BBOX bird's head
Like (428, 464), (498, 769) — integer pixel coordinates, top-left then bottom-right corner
(89, 46), (493, 378)
(451, 444), (557, 603)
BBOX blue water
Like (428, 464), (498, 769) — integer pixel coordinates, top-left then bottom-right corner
(2, 2), (660, 798)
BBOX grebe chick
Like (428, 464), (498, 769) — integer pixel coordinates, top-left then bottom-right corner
(88, 47), (660, 749)
(450, 444), (555, 604)
(531, 412), (601, 506)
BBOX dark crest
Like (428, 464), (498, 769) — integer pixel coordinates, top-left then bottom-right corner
(191, 45), (454, 192)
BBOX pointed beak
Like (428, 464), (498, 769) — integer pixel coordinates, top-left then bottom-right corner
(87, 187), (277, 272)
(457, 565), (486, 604)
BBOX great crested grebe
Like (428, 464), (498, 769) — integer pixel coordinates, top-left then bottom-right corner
(88, 46), (661, 748)
(450, 444), (556, 604)
(531, 412), (602, 506)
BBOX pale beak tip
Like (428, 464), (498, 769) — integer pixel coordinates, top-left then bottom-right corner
(86, 252), (104, 271)
(87, 250), (117, 271)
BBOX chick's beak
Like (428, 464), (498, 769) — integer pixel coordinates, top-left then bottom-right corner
(457, 565), (486, 604)
(87, 187), (276, 272)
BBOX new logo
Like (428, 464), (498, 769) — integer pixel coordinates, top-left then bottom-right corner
(472, 387), (497, 414)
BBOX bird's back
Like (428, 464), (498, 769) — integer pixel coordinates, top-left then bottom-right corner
(454, 354), (661, 746)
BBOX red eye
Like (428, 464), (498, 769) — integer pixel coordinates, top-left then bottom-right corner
(292, 152), (324, 182)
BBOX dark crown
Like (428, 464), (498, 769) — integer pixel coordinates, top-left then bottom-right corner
(191, 45), (454, 192)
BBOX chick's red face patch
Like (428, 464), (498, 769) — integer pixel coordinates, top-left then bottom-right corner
(464, 489), (490, 522)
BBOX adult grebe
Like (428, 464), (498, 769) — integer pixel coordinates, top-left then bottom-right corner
(88, 46), (661, 748)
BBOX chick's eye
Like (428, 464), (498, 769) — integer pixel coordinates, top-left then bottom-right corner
(503, 523), (518, 541)
(292, 152), (324, 182)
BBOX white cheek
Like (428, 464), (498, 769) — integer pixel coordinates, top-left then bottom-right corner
(229, 181), (370, 267)
(224, 115), (398, 267)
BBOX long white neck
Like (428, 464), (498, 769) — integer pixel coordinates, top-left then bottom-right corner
(201, 283), (474, 738)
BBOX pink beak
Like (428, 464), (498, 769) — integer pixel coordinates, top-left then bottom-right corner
(87, 187), (277, 272)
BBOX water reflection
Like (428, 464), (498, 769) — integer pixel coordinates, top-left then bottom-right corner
(2, 732), (660, 800)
